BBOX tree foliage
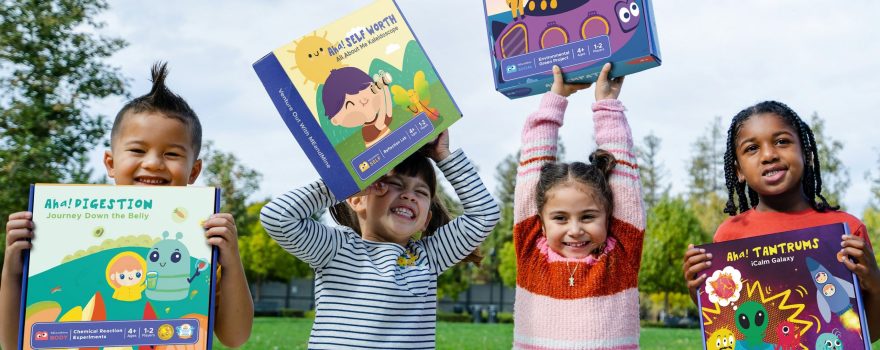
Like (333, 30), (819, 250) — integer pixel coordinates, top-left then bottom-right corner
(238, 201), (312, 300)
(861, 207), (880, 263)
(1, 0), (127, 274)
(436, 182), (473, 300)
(200, 141), (262, 231)
(636, 131), (668, 210)
(809, 113), (849, 209)
(688, 116), (725, 200)
(639, 196), (708, 315)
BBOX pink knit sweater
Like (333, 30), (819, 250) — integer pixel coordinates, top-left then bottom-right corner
(513, 93), (646, 350)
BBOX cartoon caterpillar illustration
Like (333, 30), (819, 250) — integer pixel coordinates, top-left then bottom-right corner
(145, 231), (193, 301)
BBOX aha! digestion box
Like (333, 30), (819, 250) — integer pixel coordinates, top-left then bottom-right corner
(483, 0), (661, 99)
(253, 0), (461, 199)
(19, 184), (219, 350)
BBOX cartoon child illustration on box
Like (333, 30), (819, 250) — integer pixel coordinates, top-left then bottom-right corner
(145, 231), (194, 301)
(322, 66), (394, 148)
(106, 251), (147, 302)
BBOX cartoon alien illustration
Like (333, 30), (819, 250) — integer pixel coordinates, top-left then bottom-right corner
(815, 331), (844, 350)
(106, 251), (147, 302)
(706, 327), (736, 350)
(492, 0), (643, 59)
(287, 31), (343, 88)
(145, 231), (192, 301)
(322, 67), (394, 147)
(734, 301), (773, 350)
(506, 0), (525, 20)
(614, 0), (641, 32)
(773, 321), (800, 350)
(806, 257), (862, 333)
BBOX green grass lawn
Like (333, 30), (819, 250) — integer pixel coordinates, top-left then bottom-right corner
(214, 318), (880, 349)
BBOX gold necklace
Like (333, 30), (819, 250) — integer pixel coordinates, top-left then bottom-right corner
(565, 261), (579, 287)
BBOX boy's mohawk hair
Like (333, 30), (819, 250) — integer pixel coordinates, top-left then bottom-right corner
(111, 62), (203, 157)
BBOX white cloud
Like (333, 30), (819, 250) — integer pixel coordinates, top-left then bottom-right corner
(84, 0), (880, 218)
(385, 43), (401, 55)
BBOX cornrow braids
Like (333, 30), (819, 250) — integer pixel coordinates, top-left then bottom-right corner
(722, 101), (838, 215)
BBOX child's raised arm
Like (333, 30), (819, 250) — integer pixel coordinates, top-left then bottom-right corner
(260, 182), (346, 268)
(421, 132), (501, 273)
(513, 66), (590, 224)
(591, 63), (644, 229)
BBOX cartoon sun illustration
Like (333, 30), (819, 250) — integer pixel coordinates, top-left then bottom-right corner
(287, 31), (343, 88)
(705, 266), (743, 307)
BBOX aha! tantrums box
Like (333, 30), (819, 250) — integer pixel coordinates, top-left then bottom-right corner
(483, 0), (661, 99)
(253, 0), (461, 199)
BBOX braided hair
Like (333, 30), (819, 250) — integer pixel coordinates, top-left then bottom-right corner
(722, 101), (837, 215)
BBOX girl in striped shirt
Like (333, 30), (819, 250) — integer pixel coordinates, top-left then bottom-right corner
(260, 131), (500, 349)
(512, 63), (645, 349)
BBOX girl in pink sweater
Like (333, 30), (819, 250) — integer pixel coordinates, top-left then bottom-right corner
(513, 63), (645, 350)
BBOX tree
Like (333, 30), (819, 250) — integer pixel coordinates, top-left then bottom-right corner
(862, 207), (880, 263)
(686, 117), (727, 235)
(636, 131), (668, 210)
(200, 141), (262, 234)
(238, 201), (312, 301)
(1, 0), (127, 274)
(473, 153), (517, 283)
(870, 153), (880, 205)
(688, 116), (725, 199)
(639, 196), (708, 317)
(809, 113), (849, 209)
(435, 184), (473, 300)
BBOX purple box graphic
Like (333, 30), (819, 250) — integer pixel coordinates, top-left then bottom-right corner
(30, 319), (199, 349)
(695, 223), (872, 350)
(483, 0), (661, 99)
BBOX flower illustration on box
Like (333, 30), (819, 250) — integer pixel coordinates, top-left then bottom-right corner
(705, 266), (743, 307)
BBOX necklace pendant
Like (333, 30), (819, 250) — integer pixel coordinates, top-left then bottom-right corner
(568, 277), (574, 287)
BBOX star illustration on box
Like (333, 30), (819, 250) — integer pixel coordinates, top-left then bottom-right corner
(19, 184), (219, 349)
(696, 223), (872, 350)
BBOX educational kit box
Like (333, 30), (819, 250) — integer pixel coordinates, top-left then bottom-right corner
(483, 0), (661, 99)
(253, 0), (461, 199)
(696, 223), (872, 350)
(19, 184), (219, 350)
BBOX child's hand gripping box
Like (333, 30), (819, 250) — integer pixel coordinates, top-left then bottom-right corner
(483, 0), (661, 99)
(254, 0), (461, 199)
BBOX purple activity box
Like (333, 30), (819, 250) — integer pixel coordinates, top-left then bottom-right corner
(482, 0), (661, 99)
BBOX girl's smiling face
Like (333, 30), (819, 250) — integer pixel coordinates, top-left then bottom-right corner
(734, 113), (806, 204)
(539, 181), (608, 259)
(349, 172), (433, 246)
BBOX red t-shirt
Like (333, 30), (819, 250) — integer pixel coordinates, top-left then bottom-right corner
(714, 208), (870, 246)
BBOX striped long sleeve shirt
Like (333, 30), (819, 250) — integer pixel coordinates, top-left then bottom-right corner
(260, 149), (500, 349)
(513, 93), (646, 350)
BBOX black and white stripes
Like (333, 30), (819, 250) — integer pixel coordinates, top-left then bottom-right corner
(260, 150), (500, 349)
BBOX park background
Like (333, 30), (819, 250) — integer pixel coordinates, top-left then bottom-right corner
(1, 0), (879, 348)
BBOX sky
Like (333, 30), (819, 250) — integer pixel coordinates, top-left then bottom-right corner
(84, 1), (880, 217)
